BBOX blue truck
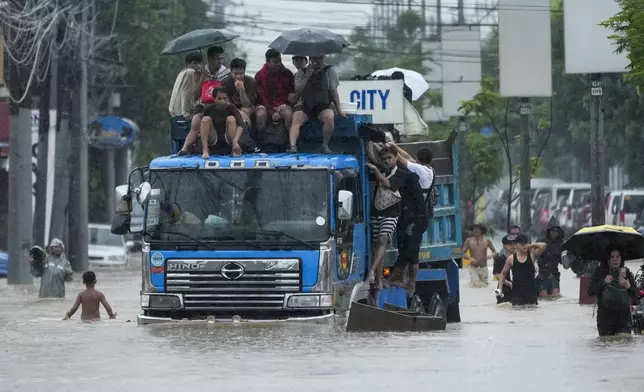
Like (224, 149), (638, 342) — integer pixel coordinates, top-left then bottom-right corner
(112, 113), (462, 326)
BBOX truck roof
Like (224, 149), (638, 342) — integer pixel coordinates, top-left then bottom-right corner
(149, 152), (361, 170)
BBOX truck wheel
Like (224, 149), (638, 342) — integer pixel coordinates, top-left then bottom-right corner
(446, 302), (461, 323)
(408, 294), (425, 314)
(427, 293), (446, 319)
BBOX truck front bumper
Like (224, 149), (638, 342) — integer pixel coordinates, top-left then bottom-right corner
(136, 312), (334, 326)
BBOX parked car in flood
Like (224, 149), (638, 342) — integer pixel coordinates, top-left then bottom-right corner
(88, 223), (130, 267)
(0, 251), (7, 277)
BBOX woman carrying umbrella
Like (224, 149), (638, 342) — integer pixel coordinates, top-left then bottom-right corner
(588, 246), (638, 337)
(563, 225), (644, 336)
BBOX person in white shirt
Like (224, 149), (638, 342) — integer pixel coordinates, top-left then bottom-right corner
(385, 142), (436, 293)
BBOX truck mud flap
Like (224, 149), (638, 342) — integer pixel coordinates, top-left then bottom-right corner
(346, 301), (446, 332)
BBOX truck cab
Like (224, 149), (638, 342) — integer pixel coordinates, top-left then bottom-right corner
(112, 114), (462, 325)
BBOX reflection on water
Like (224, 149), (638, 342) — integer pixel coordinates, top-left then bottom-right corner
(1, 263), (643, 391)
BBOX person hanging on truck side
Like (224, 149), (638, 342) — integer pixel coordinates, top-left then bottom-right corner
(366, 145), (407, 301)
(288, 54), (346, 154)
(179, 87), (245, 158)
(381, 142), (435, 293)
(255, 49), (295, 130)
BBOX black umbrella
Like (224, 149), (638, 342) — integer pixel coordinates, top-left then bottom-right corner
(269, 28), (350, 56)
(562, 225), (644, 261)
(161, 28), (239, 55)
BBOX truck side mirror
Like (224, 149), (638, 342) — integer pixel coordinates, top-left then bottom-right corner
(111, 210), (131, 235)
(135, 182), (152, 205)
(337, 190), (354, 221)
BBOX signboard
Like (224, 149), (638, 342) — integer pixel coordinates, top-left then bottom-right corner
(440, 26), (482, 116)
(337, 80), (404, 124)
(88, 116), (138, 149)
(498, 0), (552, 97)
(564, 0), (628, 74)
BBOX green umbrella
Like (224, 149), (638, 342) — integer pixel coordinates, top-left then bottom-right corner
(161, 28), (239, 55)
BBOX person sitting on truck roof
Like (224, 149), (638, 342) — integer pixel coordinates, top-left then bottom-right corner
(287, 55), (346, 154)
(383, 143), (435, 293)
(169, 51), (202, 132)
(178, 87), (244, 158)
(255, 49), (295, 130)
(221, 58), (257, 125)
(186, 46), (231, 148)
(391, 71), (413, 103)
(288, 56), (308, 112)
(366, 145), (407, 299)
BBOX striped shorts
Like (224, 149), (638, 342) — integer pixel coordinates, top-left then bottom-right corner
(371, 216), (399, 244)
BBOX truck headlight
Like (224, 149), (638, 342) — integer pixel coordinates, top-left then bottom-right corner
(141, 294), (150, 307)
(145, 294), (182, 309)
(286, 294), (333, 308)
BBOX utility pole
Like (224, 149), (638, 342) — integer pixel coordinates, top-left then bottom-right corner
(519, 98), (532, 236)
(589, 73), (605, 225)
(457, 0), (465, 24)
(33, 56), (52, 246)
(6, 35), (34, 285)
(67, 3), (89, 271)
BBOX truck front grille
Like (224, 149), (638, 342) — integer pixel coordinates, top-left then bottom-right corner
(165, 259), (301, 311)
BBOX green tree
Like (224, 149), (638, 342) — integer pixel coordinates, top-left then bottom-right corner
(333, 10), (427, 77)
(603, 0), (644, 91)
(87, 0), (243, 217)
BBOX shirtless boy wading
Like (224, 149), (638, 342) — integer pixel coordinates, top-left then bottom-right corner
(64, 271), (116, 322)
(462, 223), (497, 287)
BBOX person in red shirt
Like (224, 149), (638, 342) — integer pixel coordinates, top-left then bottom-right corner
(254, 49), (295, 130)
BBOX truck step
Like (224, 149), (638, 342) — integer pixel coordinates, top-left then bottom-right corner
(346, 301), (447, 332)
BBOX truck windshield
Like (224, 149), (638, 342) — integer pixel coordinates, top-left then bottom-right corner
(144, 169), (330, 245)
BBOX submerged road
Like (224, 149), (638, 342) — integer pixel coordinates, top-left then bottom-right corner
(1, 257), (642, 391)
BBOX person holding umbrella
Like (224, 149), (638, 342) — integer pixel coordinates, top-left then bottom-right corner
(267, 28), (349, 153)
(288, 54), (346, 153)
(588, 246), (638, 337)
(562, 225), (644, 336)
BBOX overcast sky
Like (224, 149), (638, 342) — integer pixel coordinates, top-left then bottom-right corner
(226, 0), (373, 74)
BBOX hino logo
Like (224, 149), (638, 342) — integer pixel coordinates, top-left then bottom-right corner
(167, 262), (207, 271)
(220, 262), (245, 280)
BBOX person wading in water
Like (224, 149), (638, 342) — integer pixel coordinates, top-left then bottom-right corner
(536, 218), (564, 298)
(462, 223), (497, 288)
(497, 234), (546, 306)
(588, 246), (638, 337)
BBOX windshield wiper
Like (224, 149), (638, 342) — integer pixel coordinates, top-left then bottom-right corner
(203, 236), (269, 251)
(143, 230), (216, 251)
(250, 229), (317, 250)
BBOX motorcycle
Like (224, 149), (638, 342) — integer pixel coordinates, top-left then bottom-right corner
(632, 288), (644, 335)
(561, 250), (599, 278)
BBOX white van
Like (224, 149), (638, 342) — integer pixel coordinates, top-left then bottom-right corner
(605, 190), (622, 225)
(548, 183), (591, 232)
(610, 190), (644, 227)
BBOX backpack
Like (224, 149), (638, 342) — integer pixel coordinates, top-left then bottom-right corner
(602, 283), (631, 310)
(200, 80), (222, 104)
(423, 166), (437, 218)
(400, 170), (426, 221)
(258, 121), (288, 152)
